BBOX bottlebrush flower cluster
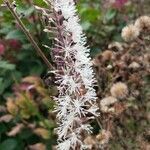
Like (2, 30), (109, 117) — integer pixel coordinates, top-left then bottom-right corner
(42, 0), (99, 149)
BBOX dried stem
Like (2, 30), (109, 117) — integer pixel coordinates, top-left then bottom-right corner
(4, 0), (54, 70)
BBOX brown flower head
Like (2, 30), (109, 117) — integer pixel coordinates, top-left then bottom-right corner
(100, 96), (118, 113)
(110, 82), (128, 99)
(96, 130), (112, 145)
(121, 24), (140, 42)
(135, 16), (150, 31)
(129, 61), (140, 70)
(84, 136), (96, 149)
(102, 50), (113, 62)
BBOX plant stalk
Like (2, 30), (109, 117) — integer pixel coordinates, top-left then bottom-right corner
(4, 0), (54, 70)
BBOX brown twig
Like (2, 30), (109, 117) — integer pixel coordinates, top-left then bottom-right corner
(4, 0), (54, 70)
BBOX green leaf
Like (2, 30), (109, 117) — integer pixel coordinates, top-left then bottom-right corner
(0, 11), (3, 17)
(0, 139), (18, 150)
(5, 29), (26, 41)
(81, 21), (91, 30)
(0, 123), (7, 134)
(33, 0), (47, 6)
(0, 77), (12, 95)
(29, 61), (44, 75)
(0, 0), (3, 5)
(0, 78), (3, 84)
(19, 128), (33, 140)
(0, 78), (4, 94)
(80, 8), (100, 22)
(0, 24), (12, 34)
(16, 6), (35, 17)
(0, 61), (15, 70)
(105, 9), (117, 21)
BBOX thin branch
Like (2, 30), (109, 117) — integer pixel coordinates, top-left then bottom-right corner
(4, 0), (54, 70)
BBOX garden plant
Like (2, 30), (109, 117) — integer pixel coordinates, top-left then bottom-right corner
(0, 0), (149, 150)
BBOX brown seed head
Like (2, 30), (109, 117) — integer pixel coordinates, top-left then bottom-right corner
(96, 130), (111, 145)
(102, 50), (113, 62)
(129, 62), (140, 70)
(84, 136), (96, 149)
(135, 16), (150, 31)
(110, 82), (128, 99)
(121, 24), (140, 42)
(100, 96), (118, 113)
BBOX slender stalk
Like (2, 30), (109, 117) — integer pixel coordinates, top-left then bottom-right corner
(4, 0), (54, 70)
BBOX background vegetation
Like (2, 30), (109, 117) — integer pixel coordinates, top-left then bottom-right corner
(0, 0), (149, 150)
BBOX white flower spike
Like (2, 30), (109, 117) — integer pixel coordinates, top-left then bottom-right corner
(43, 0), (99, 149)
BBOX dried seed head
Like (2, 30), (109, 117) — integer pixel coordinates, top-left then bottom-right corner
(144, 54), (150, 65)
(102, 50), (113, 62)
(84, 136), (96, 149)
(129, 61), (140, 70)
(121, 24), (140, 42)
(116, 61), (127, 70)
(108, 42), (124, 51)
(114, 102), (126, 115)
(135, 16), (150, 31)
(110, 82), (128, 99)
(129, 73), (141, 85)
(96, 130), (111, 145)
(100, 96), (118, 113)
(107, 64), (113, 70)
(93, 53), (103, 66)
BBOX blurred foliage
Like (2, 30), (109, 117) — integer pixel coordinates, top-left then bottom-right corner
(0, 76), (56, 149)
(0, 0), (150, 149)
(77, 0), (150, 56)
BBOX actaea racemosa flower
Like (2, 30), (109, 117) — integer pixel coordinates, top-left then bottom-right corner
(39, 0), (99, 149)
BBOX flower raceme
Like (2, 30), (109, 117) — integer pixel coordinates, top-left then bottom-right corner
(40, 0), (99, 149)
